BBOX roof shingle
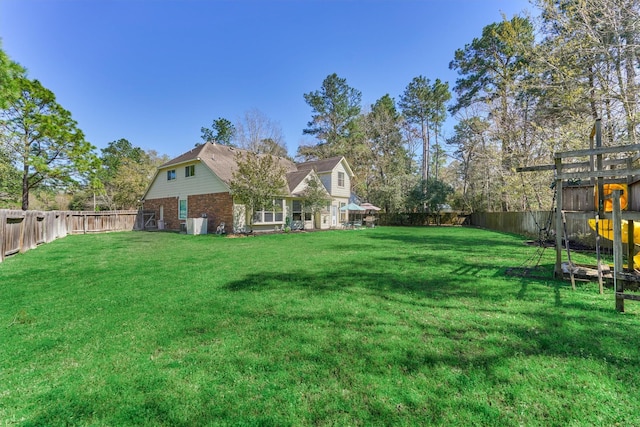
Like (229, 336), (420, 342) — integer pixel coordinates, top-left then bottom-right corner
(161, 143), (297, 187)
(296, 156), (344, 173)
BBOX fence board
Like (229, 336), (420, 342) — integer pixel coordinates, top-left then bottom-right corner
(631, 181), (640, 211)
(35, 212), (45, 245)
(4, 211), (24, 256)
(21, 211), (37, 252)
(563, 185), (594, 211)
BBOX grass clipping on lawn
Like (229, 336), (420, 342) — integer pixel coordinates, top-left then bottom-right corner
(1, 226), (639, 426)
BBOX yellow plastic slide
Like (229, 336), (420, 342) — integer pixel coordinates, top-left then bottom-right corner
(587, 218), (640, 267)
(594, 183), (628, 211)
(587, 183), (640, 267)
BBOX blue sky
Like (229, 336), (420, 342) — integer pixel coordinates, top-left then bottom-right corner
(0, 0), (532, 160)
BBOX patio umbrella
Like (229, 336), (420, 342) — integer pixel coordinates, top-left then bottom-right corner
(340, 202), (365, 211)
(359, 202), (380, 212)
(340, 203), (365, 224)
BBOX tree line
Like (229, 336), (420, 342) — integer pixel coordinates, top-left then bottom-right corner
(204, 0), (639, 215)
(447, 0), (639, 213)
(1, 0), (637, 213)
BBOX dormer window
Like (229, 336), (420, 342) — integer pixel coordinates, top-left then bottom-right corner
(338, 172), (345, 187)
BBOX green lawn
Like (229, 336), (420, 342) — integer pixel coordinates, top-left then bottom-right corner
(1, 226), (639, 426)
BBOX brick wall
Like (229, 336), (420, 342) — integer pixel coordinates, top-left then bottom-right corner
(144, 193), (234, 233)
(143, 197), (178, 230)
(188, 193), (234, 233)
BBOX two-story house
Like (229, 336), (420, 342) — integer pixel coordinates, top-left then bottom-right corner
(296, 157), (353, 228)
(141, 142), (354, 233)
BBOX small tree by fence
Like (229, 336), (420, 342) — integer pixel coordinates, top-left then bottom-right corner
(0, 210), (141, 263)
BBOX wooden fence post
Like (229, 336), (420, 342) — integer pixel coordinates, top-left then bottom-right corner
(561, 210), (576, 290)
(554, 156), (564, 278)
(595, 214), (604, 294)
(0, 210), (5, 263)
(612, 190), (624, 312)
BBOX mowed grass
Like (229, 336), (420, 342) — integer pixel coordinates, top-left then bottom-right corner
(1, 226), (639, 426)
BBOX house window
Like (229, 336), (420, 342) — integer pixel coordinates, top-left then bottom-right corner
(292, 200), (312, 221)
(179, 199), (187, 220)
(292, 200), (302, 221)
(338, 172), (345, 187)
(340, 202), (347, 222)
(167, 169), (176, 181)
(274, 199), (284, 222)
(185, 165), (195, 177)
(253, 199), (284, 224)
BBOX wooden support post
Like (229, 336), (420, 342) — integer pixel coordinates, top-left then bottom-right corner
(595, 119), (604, 213)
(589, 122), (596, 185)
(612, 190), (624, 312)
(562, 210), (576, 290)
(594, 118), (606, 295)
(595, 214), (604, 294)
(554, 157), (564, 279)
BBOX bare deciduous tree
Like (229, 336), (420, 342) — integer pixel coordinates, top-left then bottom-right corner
(235, 108), (288, 157)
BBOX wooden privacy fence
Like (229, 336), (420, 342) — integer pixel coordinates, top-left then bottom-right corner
(0, 210), (141, 263)
(66, 210), (140, 234)
(368, 210), (600, 247)
(469, 210), (605, 248)
(470, 211), (551, 239)
(378, 212), (467, 226)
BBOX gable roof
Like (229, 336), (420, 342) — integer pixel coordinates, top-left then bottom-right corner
(144, 143), (352, 200)
(159, 142), (297, 186)
(296, 156), (354, 177)
(286, 170), (313, 195)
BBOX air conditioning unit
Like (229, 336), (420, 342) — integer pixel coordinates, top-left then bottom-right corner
(186, 218), (208, 235)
